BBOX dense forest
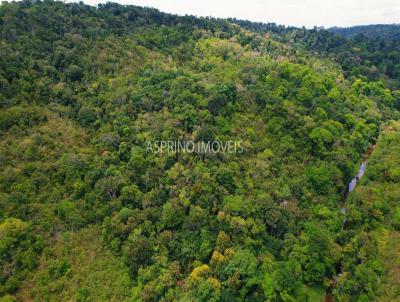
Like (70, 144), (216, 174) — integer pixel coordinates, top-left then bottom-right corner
(330, 24), (400, 41)
(0, 1), (399, 301)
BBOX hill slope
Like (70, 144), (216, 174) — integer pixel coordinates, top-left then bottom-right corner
(330, 24), (400, 40)
(0, 1), (399, 301)
(346, 121), (400, 302)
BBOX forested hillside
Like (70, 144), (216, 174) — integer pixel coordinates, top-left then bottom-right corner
(0, 1), (399, 302)
(330, 24), (400, 41)
(230, 21), (400, 88)
(346, 121), (400, 302)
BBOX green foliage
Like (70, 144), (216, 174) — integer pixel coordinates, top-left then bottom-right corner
(0, 107), (46, 133)
(77, 107), (97, 126)
(337, 121), (400, 301)
(0, 218), (39, 295)
(56, 200), (84, 230)
(19, 226), (132, 301)
(0, 1), (399, 301)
